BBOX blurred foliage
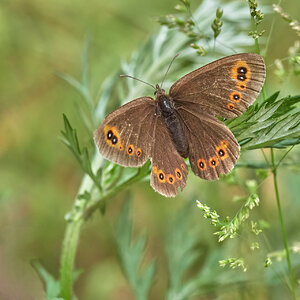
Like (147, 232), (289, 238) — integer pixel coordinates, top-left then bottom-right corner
(0, 0), (300, 299)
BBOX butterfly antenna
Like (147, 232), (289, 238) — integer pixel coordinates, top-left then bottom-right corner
(120, 75), (156, 90)
(160, 52), (180, 89)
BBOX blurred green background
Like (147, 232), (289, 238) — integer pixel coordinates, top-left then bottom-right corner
(0, 0), (299, 299)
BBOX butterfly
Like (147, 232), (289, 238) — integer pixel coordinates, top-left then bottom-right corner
(94, 53), (266, 197)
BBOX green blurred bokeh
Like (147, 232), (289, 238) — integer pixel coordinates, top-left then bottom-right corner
(0, 0), (299, 299)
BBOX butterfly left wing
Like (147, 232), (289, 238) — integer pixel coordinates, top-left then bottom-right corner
(150, 116), (188, 197)
(94, 97), (156, 167)
(177, 105), (240, 180)
(170, 53), (266, 119)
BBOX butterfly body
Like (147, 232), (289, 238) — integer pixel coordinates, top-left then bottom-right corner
(156, 89), (189, 158)
(94, 53), (266, 197)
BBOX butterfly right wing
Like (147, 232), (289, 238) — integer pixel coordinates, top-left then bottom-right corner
(150, 116), (188, 197)
(170, 53), (265, 119)
(94, 97), (156, 167)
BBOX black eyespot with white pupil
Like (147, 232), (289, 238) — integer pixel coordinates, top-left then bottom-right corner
(137, 150), (141, 156)
(128, 147), (133, 154)
(200, 162), (204, 168)
(107, 130), (113, 140)
(159, 173), (164, 180)
(233, 94), (240, 100)
(177, 171), (181, 178)
(238, 67), (247, 74)
(218, 149), (225, 157)
(237, 74), (246, 81)
(112, 136), (118, 144)
(211, 160), (216, 165)
(169, 177), (173, 183)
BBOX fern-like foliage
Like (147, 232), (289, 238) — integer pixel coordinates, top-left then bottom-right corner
(57, 0), (300, 298)
(227, 92), (300, 149)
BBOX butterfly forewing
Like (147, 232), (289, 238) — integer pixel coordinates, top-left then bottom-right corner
(150, 116), (188, 197)
(94, 97), (156, 167)
(170, 53), (266, 119)
(177, 106), (240, 180)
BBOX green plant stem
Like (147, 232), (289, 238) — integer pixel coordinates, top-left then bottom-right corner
(270, 149), (296, 300)
(248, 3), (267, 101)
(59, 165), (150, 299)
(60, 218), (84, 300)
(248, 2), (296, 297)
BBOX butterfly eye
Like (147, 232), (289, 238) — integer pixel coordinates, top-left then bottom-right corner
(154, 91), (157, 96)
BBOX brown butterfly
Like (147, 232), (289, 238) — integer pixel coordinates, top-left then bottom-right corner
(94, 53), (266, 197)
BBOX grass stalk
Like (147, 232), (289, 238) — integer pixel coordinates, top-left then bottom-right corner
(247, 2), (296, 297)
(270, 149), (296, 300)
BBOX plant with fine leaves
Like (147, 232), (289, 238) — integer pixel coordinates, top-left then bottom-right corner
(34, 0), (300, 299)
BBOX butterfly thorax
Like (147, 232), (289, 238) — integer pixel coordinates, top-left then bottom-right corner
(156, 91), (189, 158)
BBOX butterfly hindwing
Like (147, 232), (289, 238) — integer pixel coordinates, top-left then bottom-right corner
(177, 106), (240, 180)
(170, 53), (266, 119)
(94, 97), (156, 167)
(150, 116), (188, 197)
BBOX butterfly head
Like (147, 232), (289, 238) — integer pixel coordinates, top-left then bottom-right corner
(154, 84), (165, 97)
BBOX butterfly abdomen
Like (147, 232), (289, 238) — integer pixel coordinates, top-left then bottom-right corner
(157, 94), (189, 158)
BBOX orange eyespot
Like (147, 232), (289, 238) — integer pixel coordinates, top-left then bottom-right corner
(152, 166), (158, 174)
(197, 159), (207, 170)
(209, 156), (219, 168)
(227, 103), (235, 110)
(167, 174), (175, 185)
(216, 145), (228, 160)
(126, 144), (134, 156)
(220, 140), (228, 148)
(180, 163), (185, 170)
(230, 61), (251, 83)
(230, 91), (242, 103)
(175, 168), (182, 180)
(237, 82), (246, 90)
(157, 170), (166, 183)
(104, 125), (122, 148)
(136, 148), (142, 157)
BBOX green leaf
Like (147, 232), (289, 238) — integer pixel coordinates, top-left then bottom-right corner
(61, 114), (102, 192)
(227, 93), (300, 149)
(31, 260), (60, 299)
(115, 197), (156, 300)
